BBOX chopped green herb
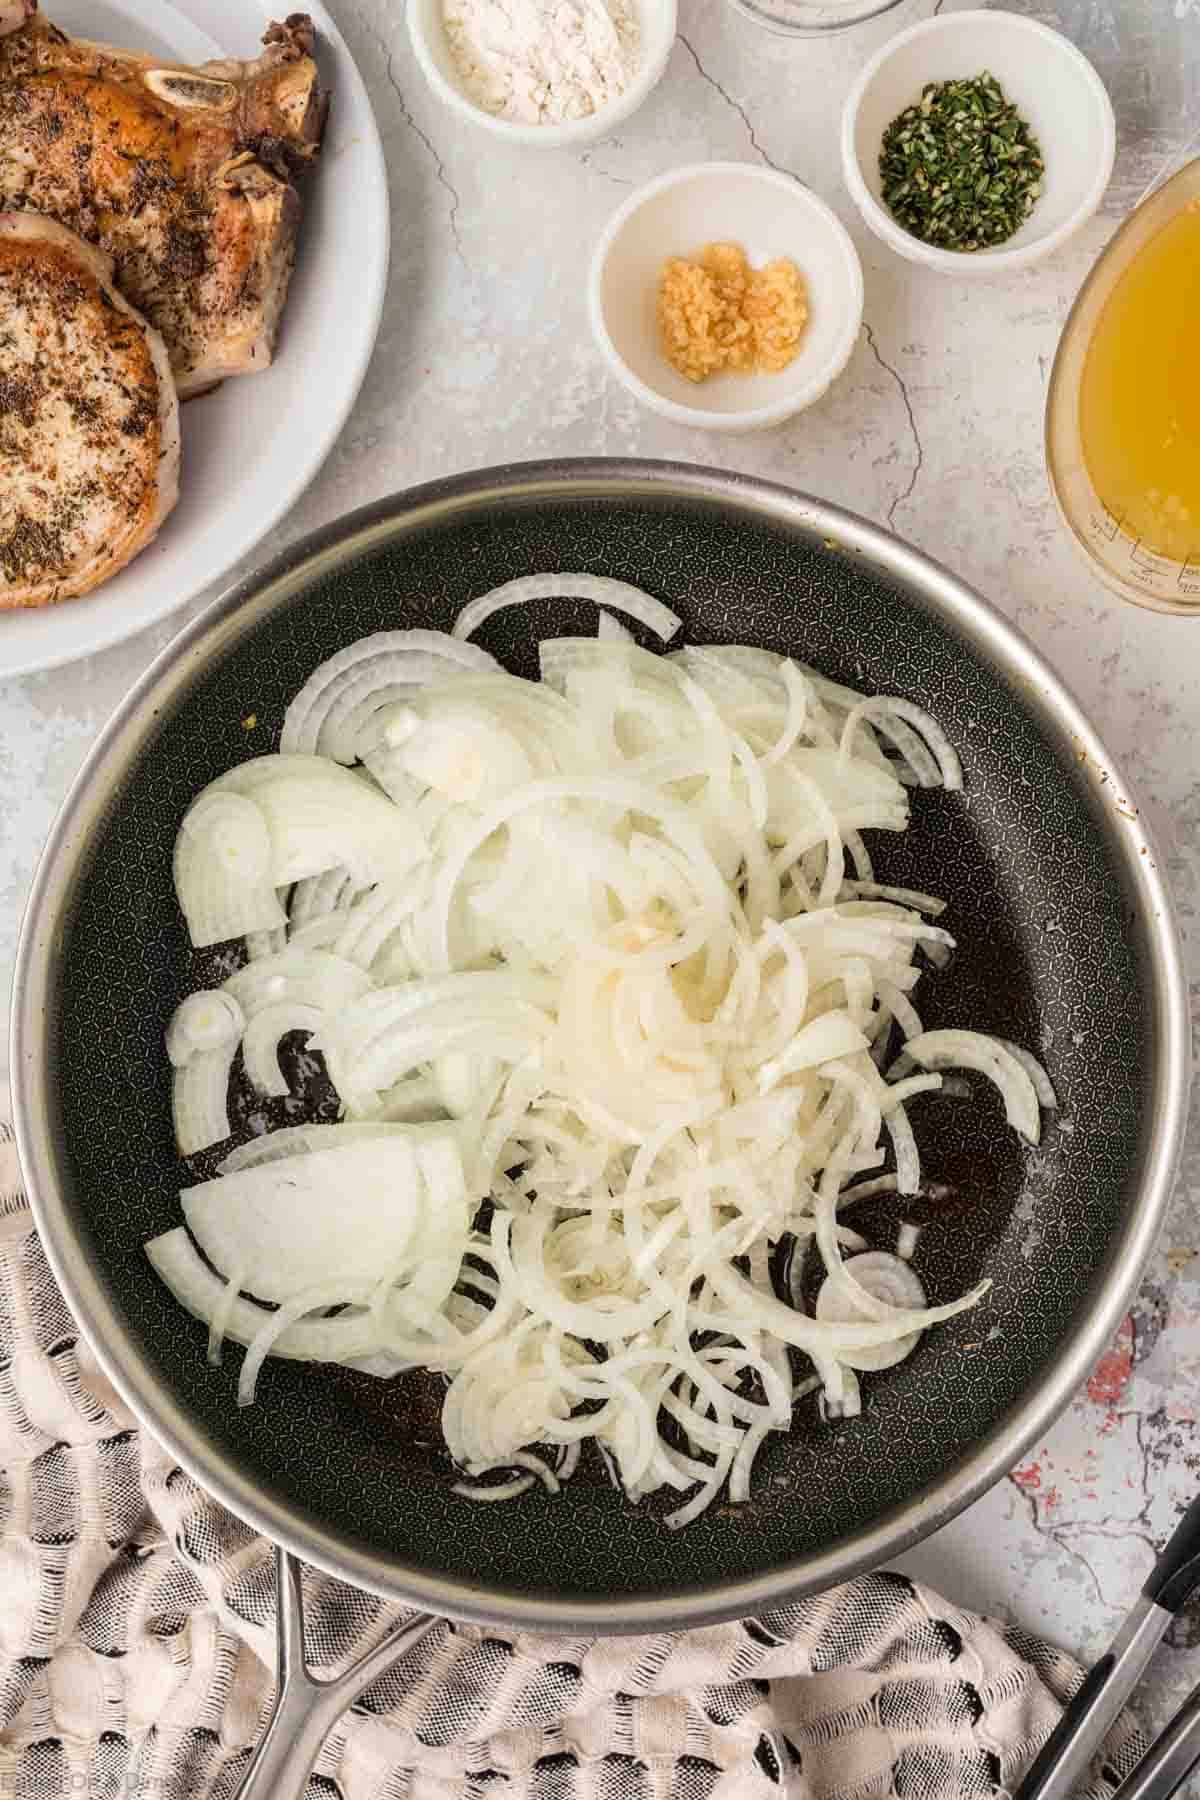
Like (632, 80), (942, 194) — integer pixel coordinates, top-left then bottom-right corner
(878, 71), (1044, 252)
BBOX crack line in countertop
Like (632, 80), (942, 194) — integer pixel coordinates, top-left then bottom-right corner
(347, 0), (466, 264)
(1006, 1391), (1178, 1622)
(863, 322), (924, 528)
(675, 32), (789, 176)
(1006, 1474), (1116, 1616)
(384, 51), (466, 263)
(578, 148), (634, 188)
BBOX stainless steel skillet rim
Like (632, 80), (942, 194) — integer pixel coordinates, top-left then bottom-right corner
(11, 457), (1190, 1635)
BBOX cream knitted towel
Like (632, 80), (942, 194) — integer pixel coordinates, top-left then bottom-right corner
(0, 1122), (1142, 1800)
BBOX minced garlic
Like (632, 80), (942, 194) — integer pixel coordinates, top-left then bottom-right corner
(657, 243), (808, 384)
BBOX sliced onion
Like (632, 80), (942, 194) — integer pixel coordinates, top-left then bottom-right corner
(167, 990), (244, 1068)
(839, 698), (963, 791)
(281, 631), (498, 756)
(245, 927), (287, 962)
(453, 574), (680, 646)
(166, 990), (245, 1153)
(218, 1121), (421, 1174)
(841, 880), (946, 916)
(757, 1012), (870, 1093)
(172, 1053), (235, 1156)
(240, 1001), (326, 1096)
(210, 755), (426, 888)
(900, 1030), (1041, 1143)
(180, 1132), (456, 1303)
(317, 660), (466, 764)
(876, 979), (924, 1044)
(237, 1278), (382, 1406)
(174, 791), (283, 949)
(152, 602), (1049, 1528)
(815, 1251), (927, 1371)
(452, 1474), (535, 1503)
(225, 949), (372, 1018)
(207, 1259), (248, 1366)
(174, 762), (424, 949)
(289, 868), (364, 929)
(146, 1230), (386, 1362)
(885, 1100), (921, 1195)
(998, 1039), (1058, 1110)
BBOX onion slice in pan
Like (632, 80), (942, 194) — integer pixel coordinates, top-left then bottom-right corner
(148, 578), (1055, 1526)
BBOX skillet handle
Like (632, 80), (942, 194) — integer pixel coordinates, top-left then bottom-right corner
(232, 1547), (439, 1800)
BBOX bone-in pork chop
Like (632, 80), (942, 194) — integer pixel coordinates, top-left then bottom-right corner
(0, 212), (181, 608)
(0, 3), (328, 396)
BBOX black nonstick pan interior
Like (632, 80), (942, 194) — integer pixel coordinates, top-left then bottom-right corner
(33, 469), (1166, 1625)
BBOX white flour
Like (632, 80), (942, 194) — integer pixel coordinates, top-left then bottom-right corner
(442, 0), (641, 126)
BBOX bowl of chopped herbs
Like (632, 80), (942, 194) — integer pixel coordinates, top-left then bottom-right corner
(841, 9), (1115, 274)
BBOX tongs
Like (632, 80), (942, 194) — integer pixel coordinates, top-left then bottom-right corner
(1015, 1495), (1200, 1800)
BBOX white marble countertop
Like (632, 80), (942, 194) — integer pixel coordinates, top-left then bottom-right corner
(3, 0), (1200, 1748)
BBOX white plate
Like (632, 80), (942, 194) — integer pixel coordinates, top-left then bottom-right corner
(2, 0), (389, 677)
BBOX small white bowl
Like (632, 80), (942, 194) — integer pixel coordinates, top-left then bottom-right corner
(406, 0), (677, 148)
(589, 162), (865, 433)
(842, 10), (1116, 275)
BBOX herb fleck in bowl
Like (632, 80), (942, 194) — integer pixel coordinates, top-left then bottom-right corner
(841, 10), (1116, 275)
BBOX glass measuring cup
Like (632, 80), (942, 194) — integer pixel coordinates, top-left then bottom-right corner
(1045, 156), (1200, 616)
(724, 0), (905, 36)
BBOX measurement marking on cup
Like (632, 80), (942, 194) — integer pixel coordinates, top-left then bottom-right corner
(1090, 504), (1122, 543)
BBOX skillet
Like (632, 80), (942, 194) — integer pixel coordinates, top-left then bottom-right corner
(11, 461), (1188, 1789)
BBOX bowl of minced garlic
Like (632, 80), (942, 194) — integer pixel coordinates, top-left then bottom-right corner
(590, 163), (865, 431)
(659, 243), (809, 382)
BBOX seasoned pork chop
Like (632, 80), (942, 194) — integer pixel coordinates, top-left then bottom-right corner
(0, 212), (180, 608)
(0, 4), (328, 396)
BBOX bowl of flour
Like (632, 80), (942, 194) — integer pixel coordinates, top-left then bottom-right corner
(407, 0), (677, 146)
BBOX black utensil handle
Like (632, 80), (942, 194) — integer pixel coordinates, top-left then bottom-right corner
(1143, 1494), (1200, 1613)
(1109, 1681), (1200, 1800)
(1015, 1494), (1200, 1800)
(1015, 1655), (1116, 1800)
